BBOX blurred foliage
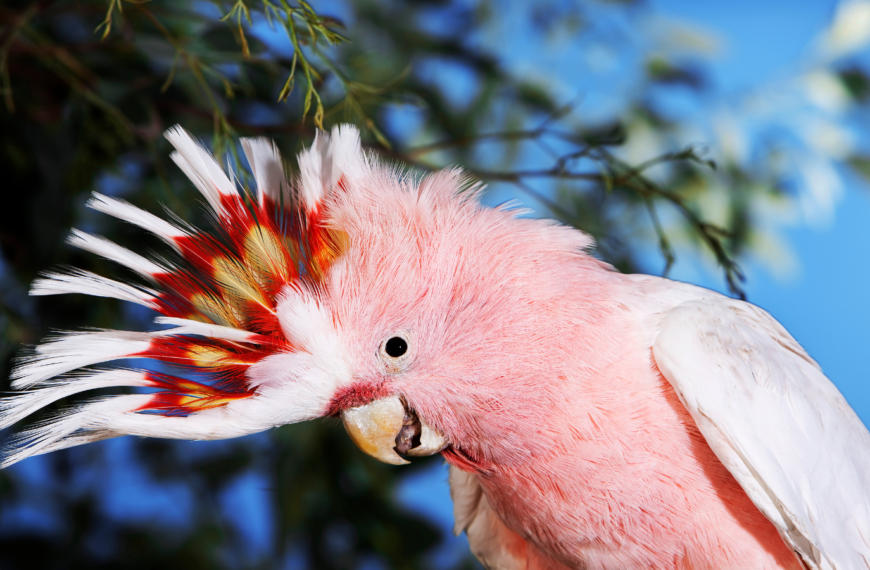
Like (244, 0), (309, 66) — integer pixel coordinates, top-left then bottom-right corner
(2, 0), (867, 568)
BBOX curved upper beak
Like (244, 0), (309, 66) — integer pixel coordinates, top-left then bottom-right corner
(340, 394), (447, 465)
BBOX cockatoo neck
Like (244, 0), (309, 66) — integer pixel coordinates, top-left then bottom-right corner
(415, 262), (635, 475)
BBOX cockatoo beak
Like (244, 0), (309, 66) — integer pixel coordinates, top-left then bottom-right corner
(340, 395), (448, 465)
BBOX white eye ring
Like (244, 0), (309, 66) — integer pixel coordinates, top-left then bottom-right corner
(378, 331), (412, 372)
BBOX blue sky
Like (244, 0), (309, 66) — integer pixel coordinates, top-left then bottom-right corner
(652, 1), (839, 92)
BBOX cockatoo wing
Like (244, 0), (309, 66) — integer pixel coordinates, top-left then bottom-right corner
(652, 298), (870, 570)
(449, 466), (530, 570)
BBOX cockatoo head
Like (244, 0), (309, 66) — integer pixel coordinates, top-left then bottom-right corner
(1, 125), (597, 473)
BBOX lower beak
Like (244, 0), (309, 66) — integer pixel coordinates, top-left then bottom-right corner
(340, 395), (447, 465)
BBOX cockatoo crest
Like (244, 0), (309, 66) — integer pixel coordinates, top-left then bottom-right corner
(0, 125), (375, 467)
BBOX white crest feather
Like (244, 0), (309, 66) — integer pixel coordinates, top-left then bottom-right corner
(241, 137), (291, 208)
(1, 396), (145, 468)
(0, 369), (150, 431)
(329, 124), (368, 188)
(11, 315), (265, 393)
(153, 316), (258, 343)
(164, 126), (237, 214)
(11, 330), (153, 389)
(296, 124), (368, 213)
(86, 192), (188, 248)
(67, 229), (165, 279)
(2, 393), (282, 468)
(297, 130), (331, 212)
(30, 269), (158, 308)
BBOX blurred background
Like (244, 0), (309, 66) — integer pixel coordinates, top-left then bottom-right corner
(1, 0), (869, 568)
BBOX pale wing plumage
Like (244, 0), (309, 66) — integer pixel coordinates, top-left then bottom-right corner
(653, 298), (870, 570)
(449, 466), (529, 570)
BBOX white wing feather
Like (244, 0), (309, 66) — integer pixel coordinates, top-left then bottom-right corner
(652, 298), (870, 570)
(448, 466), (529, 570)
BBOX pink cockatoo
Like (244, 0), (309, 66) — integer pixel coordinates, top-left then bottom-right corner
(2, 125), (868, 570)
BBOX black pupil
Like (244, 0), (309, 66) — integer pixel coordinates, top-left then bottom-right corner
(385, 337), (408, 357)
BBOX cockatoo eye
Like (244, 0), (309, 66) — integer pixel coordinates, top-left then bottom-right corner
(385, 337), (408, 357)
(379, 332), (412, 373)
